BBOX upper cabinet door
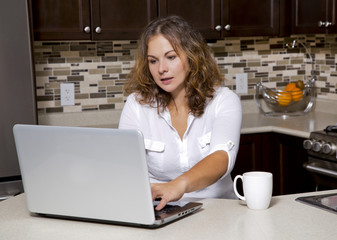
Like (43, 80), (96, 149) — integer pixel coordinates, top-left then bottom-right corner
(29, 0), (157, 41)
(91, 0), (157, 40)
(291, 0), (337, 34)
(158, 0), (222, 40)
(223, 0), (280, 37)
(29, 0), (91, 40)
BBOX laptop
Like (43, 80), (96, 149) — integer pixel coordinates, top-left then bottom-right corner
(13, 124), (202, 228)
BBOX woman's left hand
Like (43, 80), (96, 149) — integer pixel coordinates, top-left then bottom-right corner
(151, 179), (187, 211)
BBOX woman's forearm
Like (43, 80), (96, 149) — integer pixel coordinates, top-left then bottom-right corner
(151, 150), (229, 211)
(173, 150), (229, 194)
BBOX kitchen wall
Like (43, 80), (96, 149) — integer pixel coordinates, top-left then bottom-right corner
(34, 34), (337, 116)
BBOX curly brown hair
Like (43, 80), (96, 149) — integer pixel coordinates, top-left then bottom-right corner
(124, 15), (224, 117)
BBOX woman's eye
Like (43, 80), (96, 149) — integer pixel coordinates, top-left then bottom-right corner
(148, 59), (157, 64)
(167, 55), (176, 60)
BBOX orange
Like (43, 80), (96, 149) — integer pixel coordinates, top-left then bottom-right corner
(284, 82), (296, 91)
(296, 80), (305, 90)
(277, 91), (292, 106)
(290, 87), (303, 102)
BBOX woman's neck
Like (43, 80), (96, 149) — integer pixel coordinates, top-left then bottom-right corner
(169, 87), (188, 109)
(168, 89), (189, 140)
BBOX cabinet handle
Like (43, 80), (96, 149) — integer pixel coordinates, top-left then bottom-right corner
(325, 21), (332, 27)
(215, 25), (222, 31)
(95, 27), (102, 33)
(318, 21), (333, 28)
(224, 24), (231, 31)
(84, 26), (90, 33)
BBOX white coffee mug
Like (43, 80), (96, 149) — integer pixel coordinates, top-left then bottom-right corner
(233, 171), (273, 210)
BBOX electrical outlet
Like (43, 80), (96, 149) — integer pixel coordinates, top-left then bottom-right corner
(60, 83), (75, 106)
(236, 73), (248, 94)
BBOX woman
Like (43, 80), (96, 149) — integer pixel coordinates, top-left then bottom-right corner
(119, 15), (242, 211)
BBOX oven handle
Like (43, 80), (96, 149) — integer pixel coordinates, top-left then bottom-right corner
(304, 162), (337, 179)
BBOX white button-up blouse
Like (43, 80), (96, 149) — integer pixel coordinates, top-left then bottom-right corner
(118, 87), (242, 199)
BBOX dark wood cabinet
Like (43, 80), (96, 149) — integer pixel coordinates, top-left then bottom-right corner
(231, 133), (263, 196)
(291, 0), (337, 34)
(232, 133), (315, 196)
(29, 0), (157, 40)
(29, 0), (91, 40)
(277, 134), (315, 195)
(158, 0), (221, 39)
(30, 1), (337, 42)
(223, 0), (281, 37)
(30, 0), (284, 41)
(91, 0), (157, 40)
(159, 0), (282, 39)
(231, 134), (263, 175)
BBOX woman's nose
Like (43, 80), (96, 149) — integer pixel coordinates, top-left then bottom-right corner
(158, 61), (168, 74)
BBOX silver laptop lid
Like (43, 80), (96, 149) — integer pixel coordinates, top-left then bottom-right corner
(13, 124), (156, 225)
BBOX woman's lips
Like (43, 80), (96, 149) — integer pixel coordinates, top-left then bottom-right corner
(160, 77), (173, 84)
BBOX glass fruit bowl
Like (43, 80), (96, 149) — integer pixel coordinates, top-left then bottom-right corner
(255, 80), (315, 118)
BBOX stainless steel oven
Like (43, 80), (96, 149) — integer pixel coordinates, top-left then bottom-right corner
(303, 125), (337, 190)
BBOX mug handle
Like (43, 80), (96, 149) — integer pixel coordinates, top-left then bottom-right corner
(233, 175), (245, 201)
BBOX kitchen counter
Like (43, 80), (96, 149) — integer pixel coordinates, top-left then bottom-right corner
(38, 99), (337, 139)
(1, 190), (337, 240)
(240, 98), (337, 138)
(241, 111), (337, 138)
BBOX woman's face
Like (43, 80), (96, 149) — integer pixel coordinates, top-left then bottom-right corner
(147, 34), (189, 97)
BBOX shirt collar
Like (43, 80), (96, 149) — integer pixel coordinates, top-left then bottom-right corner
(159, 108), (196, 131)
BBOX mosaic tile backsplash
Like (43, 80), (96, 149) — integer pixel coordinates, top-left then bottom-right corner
(34, 34), (337, 114)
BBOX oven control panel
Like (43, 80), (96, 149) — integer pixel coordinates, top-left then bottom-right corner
(303, 131), (337, 161)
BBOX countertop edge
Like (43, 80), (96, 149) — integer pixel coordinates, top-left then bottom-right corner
(37, 99), (337, 139)
(241, 125), (310, 138)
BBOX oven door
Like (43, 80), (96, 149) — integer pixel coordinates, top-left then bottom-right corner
(304, 157), (337, 190)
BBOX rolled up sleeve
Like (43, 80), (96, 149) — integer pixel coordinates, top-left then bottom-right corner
(209, 89), (242, 178)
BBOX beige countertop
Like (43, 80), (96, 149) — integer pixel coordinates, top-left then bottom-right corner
(38, 99), (337, 138)
(241, 111), (337, 138)
(38, 110), (337, 139)
(1, 190), (337, 240)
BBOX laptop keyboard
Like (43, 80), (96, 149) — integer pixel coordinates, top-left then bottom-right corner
(154, 204), (182, 217)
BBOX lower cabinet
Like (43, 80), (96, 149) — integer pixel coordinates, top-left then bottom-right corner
(232, 133), (315, 196)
